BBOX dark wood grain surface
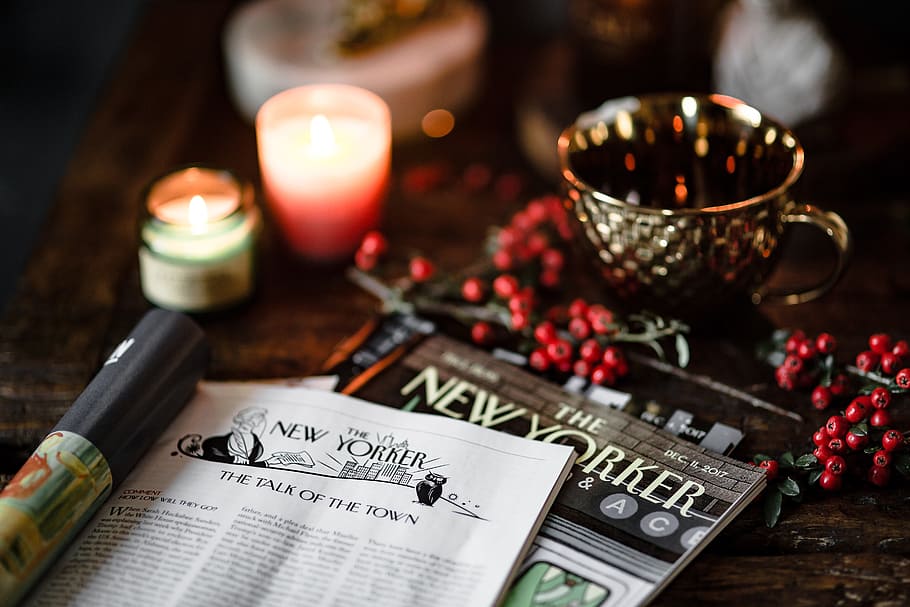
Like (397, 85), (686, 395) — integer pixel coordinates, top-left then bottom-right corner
(3, 1), (910, 605)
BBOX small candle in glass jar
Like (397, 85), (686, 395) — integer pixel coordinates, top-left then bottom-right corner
(138, 165), (261, 312)
(256, 84), (391, 261)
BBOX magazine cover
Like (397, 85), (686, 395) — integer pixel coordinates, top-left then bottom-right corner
(326, 316), (767, 607)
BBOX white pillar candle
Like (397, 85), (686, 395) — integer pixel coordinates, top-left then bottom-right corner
(256, 84), (391, 261)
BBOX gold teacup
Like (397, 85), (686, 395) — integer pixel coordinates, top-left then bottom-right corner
(558, 93), (851, 316)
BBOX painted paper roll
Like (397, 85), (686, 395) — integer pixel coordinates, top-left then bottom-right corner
(0, 308), (210, 607)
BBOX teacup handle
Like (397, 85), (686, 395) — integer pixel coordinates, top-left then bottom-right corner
(754, 203), (852, 305)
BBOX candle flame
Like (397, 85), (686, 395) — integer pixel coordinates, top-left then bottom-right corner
(309, 114), (338, 156)
(188, 195), (208, 234)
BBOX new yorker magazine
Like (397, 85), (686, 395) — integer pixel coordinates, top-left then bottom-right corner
(325, 314), (767, 607)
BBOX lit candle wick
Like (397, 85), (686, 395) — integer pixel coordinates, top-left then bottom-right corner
(188, 195), (208, 234)
(309, 114), (338, 157)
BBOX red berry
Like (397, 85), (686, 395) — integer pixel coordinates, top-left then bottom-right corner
(815, 332), (837, 354)
(568, 298), (588, 318)
(508, 294), (532, 315)
(882, 429), (904, 452)
(470, 321), (493, 345)
(844, 397), (871, 423)
(813, 428), (829, 447)
(825, 415), (849, 438)
(461, 277), (485, 303)
(869, 333), (893, 354)
(546, 339), (573, 364)
(526, 232), (549, 256)
(573, 359), (592, 378)
(811, 386), (832, 410)
(856, 350), (881, 373)
(759, 460), (779, 481)
(555, 358), (572, 374)
(819, 471), (842, 491)
(775, 366), (797, 391)
(880, 352), (902, 375)
(497, 226), (520, 249)
(496, 173), (524, 202)
(540, 248), (565, 271)
(511, 312), (529, 331)
(534, 321), (558, 345)
(897, 368), (910, 389)
(409, 256), (435, 282)
(602, 346), (626, 369)
(461, 162), (492, 192)
(892, 340), (910, 358)
(587, 305), (615, 334)
(578, 339), (603, 364)
(525, 199), (549, 224)
(493, 274), (519, 299)
(829, 373), (852, 397)
(569, 317), (592, 340)
(868, 464), (891, 487)
(870, 408), (891, 428)
(814, 445), (833, 462)
(827, 437), (847, 454)
(359, 230), (388, 256)
(785, 330), (807, 354)
(612, 358), (630, 378)
(870, 387), (891, 409)
(354, 248), (377, 271)
(796, 340), (817, 360)
(873, 450), (892, 468)
(539, 268), (561, 289)
(845, 431), (869, 451)
(590, 364), (617, 386)
(825, 455), (846, 475)
(783, 354), (804, 374)
(510, 209), (534, 232)
(492, 248), (513, 271)
(529, 348), (550, 372)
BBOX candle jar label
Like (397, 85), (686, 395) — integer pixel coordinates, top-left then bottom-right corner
(139, 246), (254, 312)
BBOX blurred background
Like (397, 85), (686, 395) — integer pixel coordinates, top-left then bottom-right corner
(2, 0), (908, 312)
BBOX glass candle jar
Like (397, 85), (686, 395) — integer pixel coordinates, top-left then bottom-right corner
(256, 84), (391, 262)
(138, 165), (261, 313)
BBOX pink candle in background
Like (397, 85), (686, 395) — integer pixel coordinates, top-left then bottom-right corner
(256, 84), (391, 261)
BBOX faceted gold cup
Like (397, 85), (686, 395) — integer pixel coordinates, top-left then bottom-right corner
(558, 93), (851, 317)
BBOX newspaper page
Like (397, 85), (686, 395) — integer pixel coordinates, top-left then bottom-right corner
(334, 333), (768, 607)
(22, 382), (575, 607)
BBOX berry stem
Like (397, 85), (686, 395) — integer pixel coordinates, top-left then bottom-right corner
(845, 364), (894, 386)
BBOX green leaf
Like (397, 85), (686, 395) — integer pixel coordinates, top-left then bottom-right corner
(675, 334), (690, 368)
(795, 454), (818, 469)
(864, 445), (880, 455)
(895, 453), (910, 477)
(765, 351), (786, 367)
(771, 328), (791, 343)
(777, 477), (801, 497)
(850, 422), (869, 437)
(753, 454), (774, 464)
(780, 452), (795, 468)
(808, 469), (823, 485)
(764, 489), (783, 528)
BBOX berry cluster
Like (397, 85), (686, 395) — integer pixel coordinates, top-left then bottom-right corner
(773, 330), (910, 412)
(808, 413), (904, 491)
(522, 299), (630, 386)
(756, 329), (910, 526)
(349, 193), (690, 387)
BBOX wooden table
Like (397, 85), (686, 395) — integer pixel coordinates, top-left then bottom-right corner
(3, 2), (910, 605)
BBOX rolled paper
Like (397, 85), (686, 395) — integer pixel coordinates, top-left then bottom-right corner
(0, 308), (210, 606)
